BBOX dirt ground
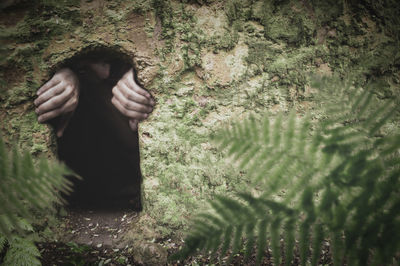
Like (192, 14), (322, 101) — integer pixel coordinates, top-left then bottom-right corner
(59, 208), (139, 248)
(39, 207), (335, 265)
(39, 207), (141, 265)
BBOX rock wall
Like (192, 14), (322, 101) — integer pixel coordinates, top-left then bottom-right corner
(1, 0), (399, 241)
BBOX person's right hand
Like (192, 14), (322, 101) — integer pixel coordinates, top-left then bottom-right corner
(34, 68), (79, 137)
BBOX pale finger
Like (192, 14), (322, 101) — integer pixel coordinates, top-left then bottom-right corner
(123, 68), (155, 104)
(36, 86), (73, 115)
(114, 82), (150, 105)
(125, 75), (152, 99)
(112, 96), (148, 120)
(56, 115), (70, 138)
(38, 96), (76, 123)
(112, 97), (148, 120)
(59, 93), (78, 113)
(56, 111), (75, 138)
(37, 77), (61, 95)
(57, 121), (68, 137)
(129, 119), (139, 131)
(34, 82), (66, 106)
(38, 108), (63, 123)
(113, 87), (153, 113)
(133, 81), (152, 99)
(123, 68), (151, 99)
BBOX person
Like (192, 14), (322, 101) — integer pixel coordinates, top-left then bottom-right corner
(34, 55), (155, 211)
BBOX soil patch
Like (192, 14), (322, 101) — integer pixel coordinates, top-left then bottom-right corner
(39, 241), (140, 266)
(40, 207), (141, 265)
(58, 208), (139, 248)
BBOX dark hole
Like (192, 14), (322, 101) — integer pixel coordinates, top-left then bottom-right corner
(55, 48), (142, 211)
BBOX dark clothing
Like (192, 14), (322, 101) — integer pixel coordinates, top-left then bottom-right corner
(56, 63), (142, 211)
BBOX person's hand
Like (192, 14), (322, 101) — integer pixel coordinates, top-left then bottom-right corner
(34, 68), (79, 137)
(111, 68), (155, 131)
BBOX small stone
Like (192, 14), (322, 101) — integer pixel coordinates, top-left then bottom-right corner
(271, 76), (280, 82)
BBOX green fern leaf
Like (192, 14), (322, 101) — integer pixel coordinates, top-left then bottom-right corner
(0, 136), (8, 180)
(3, 236), (41, 266)
(299, 222), (310, 266)
(0, 133), (72, 236)
(311, 223), (324, 266)
(262, 116), (270, 146)
(331, 231), (343, 266)
(270, 217), (282, 266)
(256, 219), (268, 266)
(220, 225), (233, 260)
(0, 234), (6, 253)
(243, 222), (255, 262)
(284, 218), (295, 266)
(226, 224), (243, 264)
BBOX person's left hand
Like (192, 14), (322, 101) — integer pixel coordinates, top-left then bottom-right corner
(111, 68), (155, 131)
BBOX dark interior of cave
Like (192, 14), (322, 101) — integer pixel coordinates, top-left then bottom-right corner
(55, 49), (143, 211)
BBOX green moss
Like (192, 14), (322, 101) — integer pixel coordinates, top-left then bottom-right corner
(4, 111), (49, 154)
(311, 0), (344, 24)
(4, 85), (33, 107)
(260, 2), (315, 46)
(8, 7), (80, 44)
(225, 0), (253, 26)
(39, 0), (80, 8)
(152, 0), (175, 38)
(209, 29), (239, 52)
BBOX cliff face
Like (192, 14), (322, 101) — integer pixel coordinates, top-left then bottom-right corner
(1, 0), (399, 242)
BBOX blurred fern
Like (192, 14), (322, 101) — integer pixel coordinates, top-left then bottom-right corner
(172, 76), (400, 265)
(0, 135), (74, 265)
(0, 218), (41, 266)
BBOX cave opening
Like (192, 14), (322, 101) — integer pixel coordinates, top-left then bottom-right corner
(54, 48), (143, 211)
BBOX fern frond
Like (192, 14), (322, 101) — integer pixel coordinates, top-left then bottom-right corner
(173, 77), (400, 265)
(243, 222), (255, 262)
(256, 219), (268, 266)
(3, 236), (41, 266)
(311, 223), (324, 266)
(219, 225), (233, 261)
(0, 134), (73, 237)
(0, 234), (6, 253)
(284, 218), (295, 266)
(331, 231), (344, 266)
(0, 136), (8, 179)
(270, 217), (281, 266)
(226, 223), (243, 264)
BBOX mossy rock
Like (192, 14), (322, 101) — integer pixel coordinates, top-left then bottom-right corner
(1, 0), (399, 250)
